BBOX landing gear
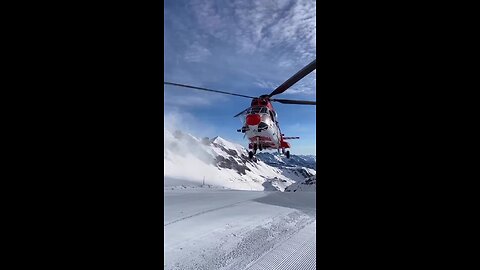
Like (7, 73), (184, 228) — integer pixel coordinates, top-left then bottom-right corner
(248, 151), (254, 159)
(285, 151), (290, 159)
(258, 144), (263, 151)
(253, 144), (257, 154)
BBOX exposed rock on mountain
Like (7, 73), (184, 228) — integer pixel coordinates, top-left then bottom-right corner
(285, 175), (316, 192)
(164, 130), (316, 191)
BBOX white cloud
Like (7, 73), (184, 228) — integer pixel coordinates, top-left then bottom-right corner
(165, 0), (316, 98)
(184, 42), (212, 62)
(254, 80), (278, 91)
(188, 0), (316, 61)
(164, 110), (216, 137)
(254, 71), (316, 96)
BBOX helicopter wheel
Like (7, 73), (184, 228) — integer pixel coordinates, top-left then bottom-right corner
(253, 144), (257, 154)
(285, 151), (290, 159)
(248, 151), (254, 160)
(259, 144), (263, 151)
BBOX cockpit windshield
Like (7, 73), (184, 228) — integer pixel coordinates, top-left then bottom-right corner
(247, 107), (268, 114)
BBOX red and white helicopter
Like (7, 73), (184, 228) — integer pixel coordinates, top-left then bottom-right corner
(164, 59), (316, 159)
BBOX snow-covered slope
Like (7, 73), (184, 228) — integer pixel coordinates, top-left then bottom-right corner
(285, 175), (316, 192)
(164, 130), (316, 191)
(164, 189), (316, 270)
(256, 152), (316, 170)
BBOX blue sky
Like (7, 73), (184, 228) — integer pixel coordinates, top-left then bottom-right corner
(164, 0), (316, 155)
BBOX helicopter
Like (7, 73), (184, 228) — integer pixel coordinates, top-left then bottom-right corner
(164, 59), (316, 160)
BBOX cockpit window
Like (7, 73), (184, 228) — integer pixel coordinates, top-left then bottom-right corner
(247, 107), (260, 114)
(247, 107), (268, 114)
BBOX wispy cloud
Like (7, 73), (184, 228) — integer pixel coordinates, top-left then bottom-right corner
(254, 72), (316, 96)
(186, 0), (315, 60)
(184, 41), (212, 63)
(164, 0), (316, 102)
(254, 80), (278, 92)
(164, 110), (217, 137)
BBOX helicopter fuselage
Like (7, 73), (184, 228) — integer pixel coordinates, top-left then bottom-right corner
(238, 99), (289, 152)
(244, 110), (281, 150)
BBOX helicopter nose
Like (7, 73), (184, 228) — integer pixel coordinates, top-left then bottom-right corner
(246, 114), (261, 126)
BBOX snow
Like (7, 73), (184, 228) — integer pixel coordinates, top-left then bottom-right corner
(285, 175), (317, 192)
(211, 136), (244, 153)
(246, 221), (316, 270)
(164, 130), (317, 269)
(256, 152), (316, 170)
(164, 189), (316, 270)
(164, 129), (316, 191)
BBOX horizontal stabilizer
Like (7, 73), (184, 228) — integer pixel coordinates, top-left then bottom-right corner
(283, 136), (300, 140)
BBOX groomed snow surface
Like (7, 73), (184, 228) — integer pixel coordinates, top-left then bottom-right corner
(164, 130), (316, 269)
(164, 188), (316, 270)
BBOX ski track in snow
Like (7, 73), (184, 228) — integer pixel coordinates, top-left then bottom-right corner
(164, 199), (252, 227)
(164, 189), (316, 270)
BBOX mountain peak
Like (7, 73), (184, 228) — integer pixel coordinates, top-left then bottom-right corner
(211, 136), (243, 150)
(211, 136), (222, 142)
(165, 131), (316, 191)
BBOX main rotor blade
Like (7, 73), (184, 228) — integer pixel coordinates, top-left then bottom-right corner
(270, 98), (316, 105)
(233, 107), (250, 117)
(283, 137), (300, 140)
(164, 82), (256, 99)
(268, 59), (316, 97)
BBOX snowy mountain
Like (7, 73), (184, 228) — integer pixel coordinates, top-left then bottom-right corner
(285, 175), (316, 192)
(164, 130), (316, 191)
(255, 152), (316, 170)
